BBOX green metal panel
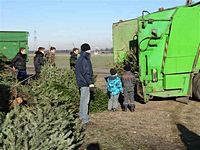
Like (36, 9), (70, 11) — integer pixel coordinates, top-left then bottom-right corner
(138, 9), (176, 82)
(0, 31), (29, 61)
(137, 8), (176, 100)
(112, 19), (138, 63)
(164, 6), (200, 74)
(164, 74), (190, 89)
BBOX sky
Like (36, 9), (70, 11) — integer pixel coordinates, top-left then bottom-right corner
(0, 0), (198, 50)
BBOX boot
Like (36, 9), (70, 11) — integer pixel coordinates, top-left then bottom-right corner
(123, 104), (128, 112)
(130, 104), (135, 112)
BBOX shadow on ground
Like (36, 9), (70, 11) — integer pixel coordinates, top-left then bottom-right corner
(177, 124), (200, 150)
(86, 142), (101, 150)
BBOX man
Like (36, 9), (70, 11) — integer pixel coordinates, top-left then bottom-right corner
(75, 43), (94, 124)
(70, 48), (79, 70)
(45, 46), (56, 66)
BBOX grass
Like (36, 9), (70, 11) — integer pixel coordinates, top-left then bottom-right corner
(28, 53), (114, 69)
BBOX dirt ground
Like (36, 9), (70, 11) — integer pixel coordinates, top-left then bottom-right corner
(80, 69), (200, 150)
(81, 100), (200, 150)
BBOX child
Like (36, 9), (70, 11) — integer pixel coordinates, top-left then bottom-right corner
(11, 47), (27, 84)
(106, 68), (123, 111)
(45, 46), (56, 66)
(34, 47), (45, 79)
(122, 64), (136, 112)
(70, 48), (79, 70)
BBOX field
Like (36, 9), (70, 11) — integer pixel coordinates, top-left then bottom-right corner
(28, 53), (113, 89)
(28, 53), (200, 150)
(28, 53), (113, 69)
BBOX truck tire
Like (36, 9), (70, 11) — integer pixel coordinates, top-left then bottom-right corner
(192, 73), (200, 100)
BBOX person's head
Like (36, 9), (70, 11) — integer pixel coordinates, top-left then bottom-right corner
(38, 47), (45, 52)
(73, 48), (79, 55)
(124, 64), (131, 72)
(81, 43), (91, 53)
(50, 46), (56, 53)
(19, 47), (26, 54)
(110, 68), (117, 76)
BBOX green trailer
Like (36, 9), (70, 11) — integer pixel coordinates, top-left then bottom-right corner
(113, 19), (138, 63)
(113, 2), (200, 102)
(0, 31), (29, 62)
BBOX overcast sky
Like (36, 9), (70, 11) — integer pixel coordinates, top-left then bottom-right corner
(0, 0), (198, 50)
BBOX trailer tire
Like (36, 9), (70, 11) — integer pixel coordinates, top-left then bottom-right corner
(192, 73), (200, 100)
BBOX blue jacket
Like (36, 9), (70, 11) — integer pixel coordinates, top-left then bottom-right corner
(106, 75), (123, 96)
(75, 52), (93, 87)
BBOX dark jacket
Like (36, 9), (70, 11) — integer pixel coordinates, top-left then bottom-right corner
(70, 52), (77, 69)
(34, 51), (45, 74)
(11, 52), (27, 70)
(75, 52), (93, 87)
(122, 71), (136, 93)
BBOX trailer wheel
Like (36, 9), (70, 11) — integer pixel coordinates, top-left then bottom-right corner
(192, 73), (200, 100)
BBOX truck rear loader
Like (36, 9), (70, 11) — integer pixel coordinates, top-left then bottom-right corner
(113, 2), (200, 102)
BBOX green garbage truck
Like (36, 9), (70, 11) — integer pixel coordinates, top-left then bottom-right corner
(0, 31), (29, 62)
(113, 2), (200, 102)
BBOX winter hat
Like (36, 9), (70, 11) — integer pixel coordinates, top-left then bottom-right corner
(110, 68), (117, 75)
(81, 43), (91, 52)
(124, 64), (131, 71)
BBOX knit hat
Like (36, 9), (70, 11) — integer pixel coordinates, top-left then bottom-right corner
(81, 43), (91, 52)
(124, 64), (131, 71)
(110, 68), (117, 75)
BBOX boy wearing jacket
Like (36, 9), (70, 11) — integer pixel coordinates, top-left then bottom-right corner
(12, 47), (27, 83)
(106, 68), (123, 111)
(122, 65), (136, 112)
(70, 48), (79, 70)
(34, 47), (45, 79)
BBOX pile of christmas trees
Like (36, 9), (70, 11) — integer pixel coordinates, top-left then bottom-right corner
(0, 65), (84, 149)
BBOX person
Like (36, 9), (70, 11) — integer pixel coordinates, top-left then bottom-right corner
(34, 47), (45, 79)
(106, 68), (123, 111)
(45, 46), (56, 66)
(11, 47), (27, 83)
(75, 43), (94, 124)
(121, 64), (136, 112)
(70, 48), (79, 70)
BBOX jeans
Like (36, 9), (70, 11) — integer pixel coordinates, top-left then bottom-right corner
(79, 87), (90, 124)
(108, 94), (119, 110)
(17, 70), (27, 84)
(123, 91), (135, 105)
